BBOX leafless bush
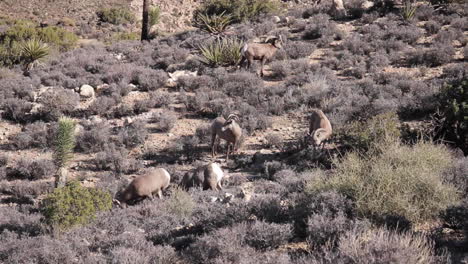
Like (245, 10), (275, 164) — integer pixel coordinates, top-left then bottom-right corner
(76, 121), (111, 153)
(153, 110), (177, 132)
(10, 121), (55, 150)
(37, 88), (79, 121)
(7, 158), (55, 180)
(2, 99), (33, 123)
(117, 119), (147, 148)
(94, 144), (142, 175)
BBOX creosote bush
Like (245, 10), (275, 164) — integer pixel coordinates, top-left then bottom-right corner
(41, 181), (112, 230)
(307, 141), (459, 223)
(97, 8), (135, 25)
(165, 187), (194, 218)
(197, 0), (281, 23)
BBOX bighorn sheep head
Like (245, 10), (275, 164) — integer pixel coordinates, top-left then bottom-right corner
(222, 114), (240, 131)
(311, 128), (328, 146)
(265, 35), (283, 49)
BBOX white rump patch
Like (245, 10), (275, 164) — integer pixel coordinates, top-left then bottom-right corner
(161, 168), (171, 181)
(210, 163), (224, 182)
(241, 44), (248, 55)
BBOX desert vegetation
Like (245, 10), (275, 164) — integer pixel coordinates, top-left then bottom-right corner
(0, 0), (467, 263)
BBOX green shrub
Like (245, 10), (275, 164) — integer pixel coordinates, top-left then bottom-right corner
(195, 11), (233, 34)
(97, 8), (136, 25)
(165, 187), (194, 218)
(112, 32), (140, 41)
(436, 79), (467, 155)
(306, 141), (459, 223)
(197, 0), (282, 23)
(0, 20), (78, 67)
(149, 6), (161, 27)
(41, 181), (112, 230)
(199, 37), (243, 66)
(336, 112), (401, 153)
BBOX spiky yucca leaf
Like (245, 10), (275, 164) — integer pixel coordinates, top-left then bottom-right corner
(195, 11), (232, 34)
(199, 37), (243, 66)
(401, 1), (417, 21)
(54, 117), (76, 168)
(20, 38), (49, 70)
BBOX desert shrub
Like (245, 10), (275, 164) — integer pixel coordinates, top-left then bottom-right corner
(336, 112), (400, 152)
(37, 88), (79, 121)
(400, 1), (417, 22)
(75, 121), (111, 153)
(94, 144), (141, 175)
(132, 68), (168, 91)
(243, 221), (293, 251)
(153, 110), (177, 132)
(0, 155), (7, 180)
(177, 75), (216, 91)
(7, 158), (55, 180)
(10, 121), (55, 149)
(118, 119), (147, 148)
(1, 98), (32, 123)
(20, 38), (50, 71)
(165, 188), (194, 218)
(436, 79), (467, 154)
(249, 194), (288, 223)
(199, 37), (243, 66)
(0, 207), (43, 236)
(407, 44), (455, 67)
(334, 227), (445, 263)
(424, 20), (441, 34)
(302, 14), (342, 47)
(307, 141), (460, 223)
(41, 181), (112, 230)
(442, 63), (467, 80)
(149, 90), (174, 108)
(0, 234), (79, 263)
(97, 8), (135, 25)
(265, 133), (283, 149)
(415, 4), (435, 21)
(88, 96), (119, 116)
(197, 0), (281, 23)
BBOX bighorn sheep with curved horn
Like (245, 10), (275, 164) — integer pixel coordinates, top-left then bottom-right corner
(210, 114), (242, 161)
(307, 109), (332, 150)
(239, 35), (283, 77)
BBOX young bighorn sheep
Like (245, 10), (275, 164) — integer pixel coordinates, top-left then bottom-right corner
(180, 163), (226, 191)
(180, 166), (205, 190)
(114, 168), (171, 206)
(211, 114), (242, 161)
(239, 35), (283, 77)
(307, 109), (332, 149)
(203, 162), (225, 191)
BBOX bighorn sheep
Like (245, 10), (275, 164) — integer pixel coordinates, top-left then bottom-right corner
(239, 35), (283, 77)
(204, 163), (225, 190)
(114, 168), (171, 206)
(180, 163), (226, 191)
(307, 109), (332, 149)
(211, 114), (242, 161)
(180, 166), (205, 190)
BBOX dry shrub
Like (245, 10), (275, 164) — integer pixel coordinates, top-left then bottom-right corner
(307, 141), (459, 223)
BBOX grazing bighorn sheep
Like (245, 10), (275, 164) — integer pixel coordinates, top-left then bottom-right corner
(307, 109), (332, 149)
(180, 166), (205, 190)
(114, 168), (171, 206)
(180, 163), (226, 191)
(239, 35), (283, 77)
(203, 163), (225, 191)
(211, 114), (242, 161)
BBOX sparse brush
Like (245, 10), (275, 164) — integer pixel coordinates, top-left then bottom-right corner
(195, 11), (233, 34)
(164, 187), (194, 218)
(20, 38), (49, 71)
(199, 37), (243, 66)
(401, 1), (417, 22)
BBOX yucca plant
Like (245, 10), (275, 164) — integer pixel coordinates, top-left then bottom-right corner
(199, 37), (243, 66)
(53, 117), (76, 188)
(195, 11), (233, 34)
(20, 38), (49, 71)
(401, 1), (417, 22)
(149, 6), (161, 27)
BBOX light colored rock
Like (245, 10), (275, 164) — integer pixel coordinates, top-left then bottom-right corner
(74, 124), (84, 135)
(209, 196), (218, 203)
(166, 70), (198, 87)
(362, 1), (374, 9)
(79, 84), (95, 98)
(90, 115), (103, 123)
(272, 16), (281, 23)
